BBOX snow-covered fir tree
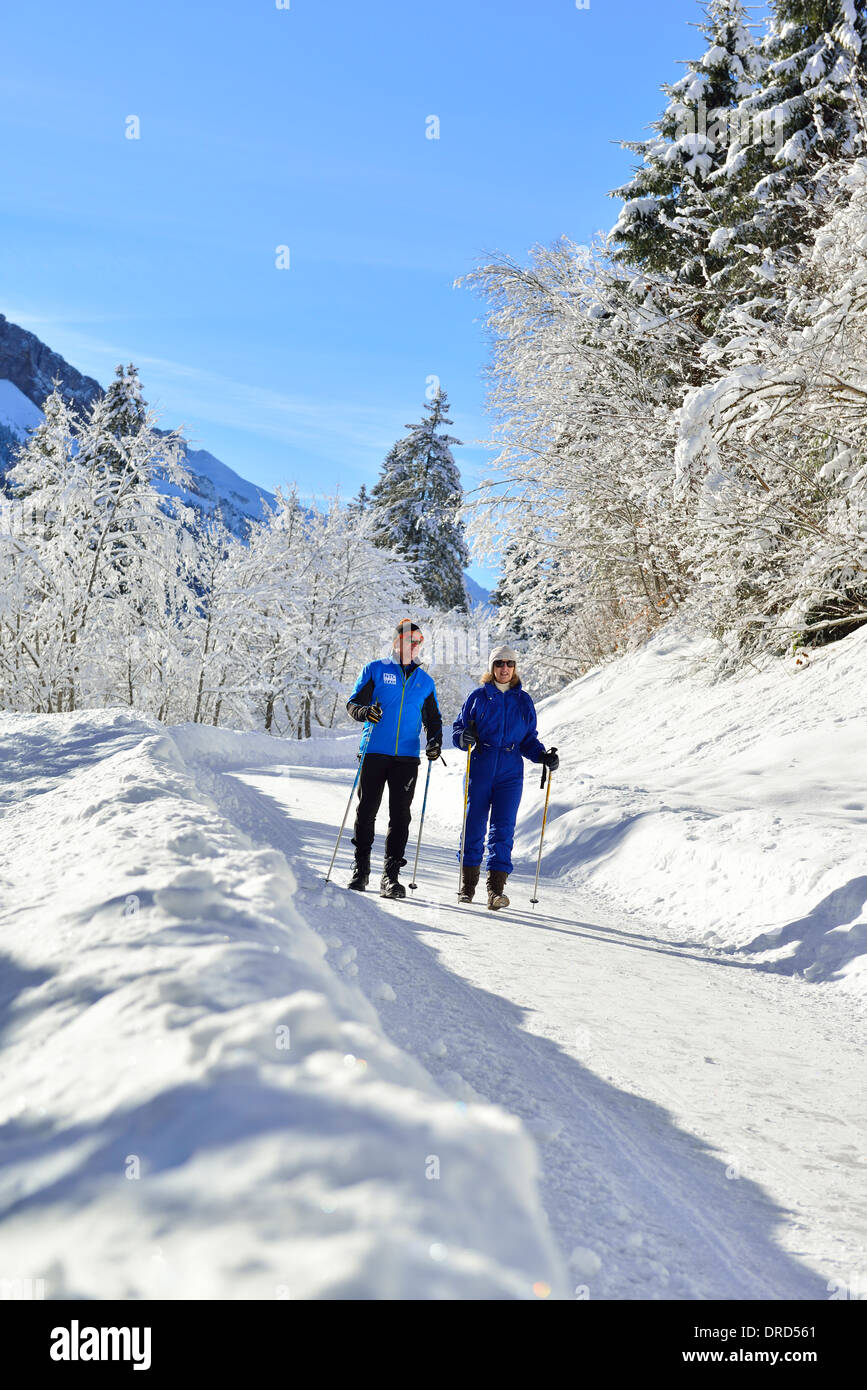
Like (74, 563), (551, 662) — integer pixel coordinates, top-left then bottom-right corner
(708, 0), (867, 287)
(370, 389), (470, 611)
(349, 482), (371, 513)
(74, 363), (159, 601)
(610, 0), (763, 288)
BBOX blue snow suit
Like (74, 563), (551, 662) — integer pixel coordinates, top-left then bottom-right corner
(451, 679), (546, 873)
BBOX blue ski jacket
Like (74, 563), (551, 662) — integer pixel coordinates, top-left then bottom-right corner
(451, 680), (546, 765)
(347, 658), (442, 758)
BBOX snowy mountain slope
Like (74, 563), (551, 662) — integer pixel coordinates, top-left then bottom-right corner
(153, 437), (273, 532)
(520, 614), (867, 999)
(0, 378), (44, 437)
(0, 315), (275, 537)
(0, 370), (276, 539)
(464, 574), (491, 607)
(0, 319), (484, 598)
(0, 313), (101, 417)
(0, 708), (566, 1300)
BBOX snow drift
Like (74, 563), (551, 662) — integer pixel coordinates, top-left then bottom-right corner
(0, 708), (567, 1299)
(519, 614), (867, 999)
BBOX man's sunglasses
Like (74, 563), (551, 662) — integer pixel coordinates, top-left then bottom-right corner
(396, 633), (424, 645)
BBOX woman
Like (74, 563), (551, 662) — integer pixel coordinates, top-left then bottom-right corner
(452, 645), (559, 909)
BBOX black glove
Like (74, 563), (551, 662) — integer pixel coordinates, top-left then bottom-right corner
(362, 701), (383, 724)
(425, 738), (441, 761)
(541, 747), (559, 771)
(458, 720), (478, 751)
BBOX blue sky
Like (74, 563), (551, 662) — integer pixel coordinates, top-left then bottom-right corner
(1, 0), (744, 589)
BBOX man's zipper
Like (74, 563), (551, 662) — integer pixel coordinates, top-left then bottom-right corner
(394, 667), (408, 753)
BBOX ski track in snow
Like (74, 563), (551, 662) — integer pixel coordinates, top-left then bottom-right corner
(202, 753), (867, 1301)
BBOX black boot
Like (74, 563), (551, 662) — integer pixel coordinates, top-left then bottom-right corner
(380, 856), (407, 899)
(487, 869), (510, 910)
(459, 865), (481, 903)
(348, 851), (370, 891)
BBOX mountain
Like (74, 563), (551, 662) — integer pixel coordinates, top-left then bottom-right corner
(465, 573), (492, 607)
(0, 313), (274, 538)
(0, 313), (102, 416)
(0, 314), (488, 592)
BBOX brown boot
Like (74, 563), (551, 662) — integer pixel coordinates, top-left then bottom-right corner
(459, 865), (480, 903)
(487, 869), (510, 910)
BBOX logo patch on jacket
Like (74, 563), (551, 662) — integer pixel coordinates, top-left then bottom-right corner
(383, 672), (397, 684)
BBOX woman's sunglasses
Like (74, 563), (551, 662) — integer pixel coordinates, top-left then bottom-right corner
(493, 660), (515, 668)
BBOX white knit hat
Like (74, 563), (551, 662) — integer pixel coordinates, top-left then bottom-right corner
(488, 644), (518, 670)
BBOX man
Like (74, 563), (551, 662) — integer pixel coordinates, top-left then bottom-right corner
(345, 618), (443, 898)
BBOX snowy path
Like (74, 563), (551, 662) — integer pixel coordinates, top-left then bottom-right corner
(212, 755), (867, 1301)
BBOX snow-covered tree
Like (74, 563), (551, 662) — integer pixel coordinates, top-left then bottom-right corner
(0, 374), (194, 713)
(370, 389), (470, 611)
(218, 487), (415, 738)
(0, 373), (487, 729)
(610, 0), (763, 288)
(707, 0), (867, 288)
(457, 238), (694, 682)
(349, 482), (371, 513)
(673, 155), (867, 664)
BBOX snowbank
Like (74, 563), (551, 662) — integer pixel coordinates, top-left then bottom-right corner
(0, 708), (567, 1299)
(172, 718), (361, 772)
(519, 616), (867, 998)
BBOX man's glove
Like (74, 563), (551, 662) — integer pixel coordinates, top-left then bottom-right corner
(541, 746), (559, 771)
(458, 720), (478, 751)
(362, 701), (383, 724)
(425, 738), (441, 761)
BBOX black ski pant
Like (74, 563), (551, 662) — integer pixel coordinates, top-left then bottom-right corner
(351, 752), (419, 866)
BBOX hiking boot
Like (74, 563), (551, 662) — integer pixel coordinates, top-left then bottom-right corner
(458, 865), (481, 903)
(487, 869), (510, 910)
(380, 857), (407, 899)
(348, 853), (370, 891)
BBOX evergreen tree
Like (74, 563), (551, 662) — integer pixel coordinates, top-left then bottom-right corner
(610, 0), (763, 287)
(370, 389), (470, 611)
(76, 363), (152, 598)
(349, 482), (371, 513)
(370, 443), (411, 555)
(711, 0), (867, 280)
(489, 539), (531, 640)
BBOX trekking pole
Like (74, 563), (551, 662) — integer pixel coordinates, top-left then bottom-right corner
(324, 741), (369, 883)
(408, 760), (431, 892)
(457, 743), (473, 898)
(408, 751), (447, 892)
(530, 747), (557, 907)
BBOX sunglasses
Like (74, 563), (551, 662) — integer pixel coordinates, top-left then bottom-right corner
(396, 633), (423, 645)
(493, 660), (515, 668)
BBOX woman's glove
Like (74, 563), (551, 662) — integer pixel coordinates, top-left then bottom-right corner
(458, 720), (478, 751)
(541, 746), (559, 771)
